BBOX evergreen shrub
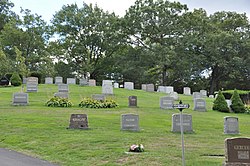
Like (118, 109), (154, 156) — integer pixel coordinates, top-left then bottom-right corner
(212, 90), (229, 113)
(230, 89), (246, 113)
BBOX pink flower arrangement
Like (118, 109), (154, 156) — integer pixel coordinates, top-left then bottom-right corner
(129, 144), (144, 152)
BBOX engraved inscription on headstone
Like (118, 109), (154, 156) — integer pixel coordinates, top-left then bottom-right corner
(121, 114), (139, 131)
(160, 96), (174, 109)
(124, 82), (134, 90)
(54, 92), (69, 99)
(225, 138), (250, 165)
(58, 84), (69, 92)
(45, 77), (53, 84)
(193, 98), (206, 111)
(67, 78), (76, 84)
(55, 76), (63, 84)
(165, 86), (174, 94)
(102, 84), (113, 95)
(171, 113), (193, 133)
(224, 117), (239, 134)
(92, 94), (106, 101)
(79, 78), (88, 86)
(68, 114), (88, 129)
(129, 96), (137, 107)
(26, 77), (38, 92)
(12, 93), (29, 105)
(145, 84), (154, 92)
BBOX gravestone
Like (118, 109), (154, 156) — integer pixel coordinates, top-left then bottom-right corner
(54, 92), (69, 99)
(114, 83), (119, 88)
(157, 86), (166, 93)
(124, 82), (134, 90)
(171, 113), (193, 133)
(145, 84), (154, 92)
(22, 77), (27, 84)
(12, 93), (29, 105)
(200, 90), (207, 98)
(88, 79), (96, 86)
(128, 96), (137, 107)
(169, 92), (179, 100)
(193, 98), (206, 111)
(102, 84), (113, 95)
(26, 77), (38, 92)
(209, 95), (214, 98)
(121, 114), (139, 131)
(226, 100), (232, 109)
(193, 92), (202, 100)
(55, 76), (63, 84)
(92, 94), (106, 101)
(224, 138), (250, 165)
(79, 78), (88, 86)
(45, 77), (53, 84)
(0, 76), (9, 86)
(183, 87), (191, 95)
(224, 117), (239, 134)
(160, 96), (174, 109)
(165, 86), (174, 94)
(68, 114), (88, 129)
(67, 78), (76, 84)
(102, 80), (113, 86)
(141, 84), (147, 91)
(58, 84), (69, 92)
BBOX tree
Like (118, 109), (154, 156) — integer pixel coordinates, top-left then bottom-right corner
(230, 89), (246, 113)
(14, 46), (27, 77)
(123, 0), (188, 85)
(212, 90), (229, 113)
(51, 3), (123, 79)
(0, 0), (16, 32)
(0, 48), (11, 76)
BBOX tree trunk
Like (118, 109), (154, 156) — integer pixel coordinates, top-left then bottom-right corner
(162, 65), (167, 86)
(209, 66), (219, 95)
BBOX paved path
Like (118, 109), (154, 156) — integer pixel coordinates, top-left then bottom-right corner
(0, 148), (59, 166)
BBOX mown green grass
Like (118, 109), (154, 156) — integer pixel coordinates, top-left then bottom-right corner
(0, 84), (249, 166)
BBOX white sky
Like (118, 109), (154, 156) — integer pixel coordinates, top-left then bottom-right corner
(11, 0), (250, 23)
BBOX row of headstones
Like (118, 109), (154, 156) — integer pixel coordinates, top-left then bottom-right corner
(43, 77), (97, 86)
(68, 113), (249, 165)
(68, 113), (239, 134)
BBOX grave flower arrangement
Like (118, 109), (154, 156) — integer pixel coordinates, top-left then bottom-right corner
(129, 144), (144, 153)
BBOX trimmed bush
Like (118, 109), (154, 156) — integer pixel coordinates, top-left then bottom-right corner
(212, 90), (229, 113)
(79, 97), (119, 109)
(230, 89), (246, 113)
(10, 72), (22, 86)
(46, 97), (72, 107)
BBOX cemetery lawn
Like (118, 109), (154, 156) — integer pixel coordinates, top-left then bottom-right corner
(0, 85), (250, 166)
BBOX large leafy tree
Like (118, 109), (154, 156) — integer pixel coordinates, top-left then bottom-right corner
(0, 0), (17, 32)
(123, 0), (188, 85)
(0, 8), (51, 75)
(51, 3), (123, 79)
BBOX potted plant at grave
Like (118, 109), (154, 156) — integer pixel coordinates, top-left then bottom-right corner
(129, 144), (144, 153)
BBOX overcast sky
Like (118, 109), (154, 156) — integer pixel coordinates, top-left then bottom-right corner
(11, 0), (250, 23)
